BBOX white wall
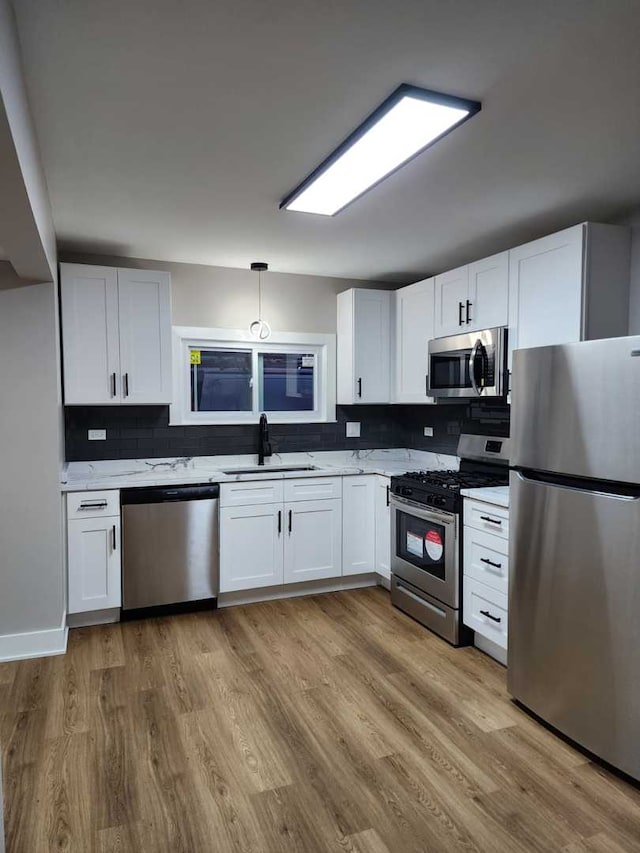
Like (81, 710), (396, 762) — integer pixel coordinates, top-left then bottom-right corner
(626, 212), (640, 334)
(62, 253), (395, 334)
(0, 0), (64, 656)
(0, 282), (64, 638)
(0, 0), (55, 282)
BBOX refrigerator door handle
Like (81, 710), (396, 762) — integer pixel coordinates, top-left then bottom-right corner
(514, 469), (640, 501)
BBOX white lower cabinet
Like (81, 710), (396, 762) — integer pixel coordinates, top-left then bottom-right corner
(219, 474), (392, 593)
(463, 578), (509, 649)
(342, 475), (376, 576)
(284, 499), (342, 584)
(462, 496), (510, 654)
(219, 478), (344, 592)
(67, 491), (121, 614)
(219, 504), (284, 592)
(374, 476), (391, 580)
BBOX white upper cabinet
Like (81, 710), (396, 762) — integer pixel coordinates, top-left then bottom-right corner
(434, 265), (469, 337)
(61, 263), (172, 405)
(337, 289), (392, 404)
(60, 265), (121, 404)
(467, 251), (509, 332)
(117, 268), (172, 404)
(508, 226), (584, 365)
(434, 252), (509, 338)
(507, 223), (630, 370)
(393, 278), (435, 404)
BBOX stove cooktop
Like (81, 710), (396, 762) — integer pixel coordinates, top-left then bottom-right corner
(390, 468), (509, 513)
(399, 469), (508, 492)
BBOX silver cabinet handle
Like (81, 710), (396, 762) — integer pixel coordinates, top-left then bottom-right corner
(79, 501), (108, 510)
(111, 372), (117, 397)
(112, 524), (117, 551)
(123, 373), (129, 397)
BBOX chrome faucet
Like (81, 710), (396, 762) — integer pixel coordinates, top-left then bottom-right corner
(258, 413), (272, 466)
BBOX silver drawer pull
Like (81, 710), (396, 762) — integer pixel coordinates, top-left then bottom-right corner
(396, 582), (446, 618)
(79, 501), (108, 510)
(480, 515), (502, 525)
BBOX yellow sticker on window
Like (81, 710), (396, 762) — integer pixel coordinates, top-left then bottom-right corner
(190, 350), (201, 365)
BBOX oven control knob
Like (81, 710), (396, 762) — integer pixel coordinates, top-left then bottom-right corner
(431, 495), (446, 507)
(400, 487), (413, 497)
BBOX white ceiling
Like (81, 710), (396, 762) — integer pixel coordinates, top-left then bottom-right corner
(12, 0), (640, 282)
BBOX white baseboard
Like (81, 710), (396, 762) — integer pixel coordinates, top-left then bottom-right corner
(0, 616), (68, 663)
(376, 573), (390, 591)
(218, 573), (378, 608)
(67, 608), (120, 628)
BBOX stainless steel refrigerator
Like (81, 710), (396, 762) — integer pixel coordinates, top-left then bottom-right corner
(509, 335), (640, 781)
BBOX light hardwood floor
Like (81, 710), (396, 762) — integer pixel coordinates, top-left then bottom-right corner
(1, 587), (640, 852)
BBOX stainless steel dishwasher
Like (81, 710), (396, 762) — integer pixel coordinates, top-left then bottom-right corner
(121, 484), (219, 617)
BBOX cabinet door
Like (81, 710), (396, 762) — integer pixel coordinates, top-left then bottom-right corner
(467, 251), (509, 332)
(117, 268), (172, 404)
(68, 517), (121, 613)
(353, 290), (391, 403)
(284, 499), (342, 584)
(219, 504), (284, 592)
(508, 225), (584, 369)
(60, 264), (120, 404)
(342, 475), (376, 576)
(374, 476), (391, 579)
(434, 265), (469, 338)
(394, 278), (435, 403)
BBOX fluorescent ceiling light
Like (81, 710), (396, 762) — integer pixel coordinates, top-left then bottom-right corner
(280, 84), (481, 216)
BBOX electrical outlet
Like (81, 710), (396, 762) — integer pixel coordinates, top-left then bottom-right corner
(423, 426), (434, 437)
(88, 429), (106, 441)
(346, 422), (361, 438)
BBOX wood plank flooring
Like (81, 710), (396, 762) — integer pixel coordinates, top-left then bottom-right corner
(2, 587), (640, 852)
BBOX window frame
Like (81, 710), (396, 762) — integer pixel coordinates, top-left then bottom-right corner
(170, 326), (336, 425)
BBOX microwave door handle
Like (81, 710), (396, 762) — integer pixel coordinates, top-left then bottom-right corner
(469, 340), (482, 396)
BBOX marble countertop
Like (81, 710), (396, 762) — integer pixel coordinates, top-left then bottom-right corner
(61, 449), (459, 492)
(460, 485), (509, 508)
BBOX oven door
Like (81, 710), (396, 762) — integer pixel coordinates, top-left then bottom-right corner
(428, 328), (505, 399)
(390, 495), (459, 608)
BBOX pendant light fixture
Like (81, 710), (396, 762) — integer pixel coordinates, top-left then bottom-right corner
(249, 261), (271, 340)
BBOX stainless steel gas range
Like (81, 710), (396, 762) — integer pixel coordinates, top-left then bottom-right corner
(390, 434), (510, 645)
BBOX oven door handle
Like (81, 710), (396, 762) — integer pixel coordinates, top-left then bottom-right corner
(469, 339), (482, 396)
(390, 494), (457, 525)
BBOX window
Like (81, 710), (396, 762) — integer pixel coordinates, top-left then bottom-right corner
(172, 327), (336, 425)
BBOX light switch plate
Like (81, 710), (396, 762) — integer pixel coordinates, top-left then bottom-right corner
(346, 422), (361, 438)
(88, 429), (107, 441)
(423, 426), (434, 437)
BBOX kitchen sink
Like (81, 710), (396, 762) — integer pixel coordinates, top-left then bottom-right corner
(221, 465), (320, 475)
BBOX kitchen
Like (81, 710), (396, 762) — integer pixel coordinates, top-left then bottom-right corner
(2, 1), (640, 851)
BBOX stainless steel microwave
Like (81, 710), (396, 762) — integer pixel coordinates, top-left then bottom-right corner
(427, 327), (508, 399)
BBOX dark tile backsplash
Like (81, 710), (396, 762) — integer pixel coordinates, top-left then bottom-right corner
(64, 402), (509, 462)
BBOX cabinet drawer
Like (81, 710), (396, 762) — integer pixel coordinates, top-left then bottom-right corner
(464, 499), (509, 540)
(67, 490), (120, 519)
(283, 477), (342, 502)
(463, 578), (508, 649)
(463, 526), (509, 595)
(220, 479), (284, 507)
